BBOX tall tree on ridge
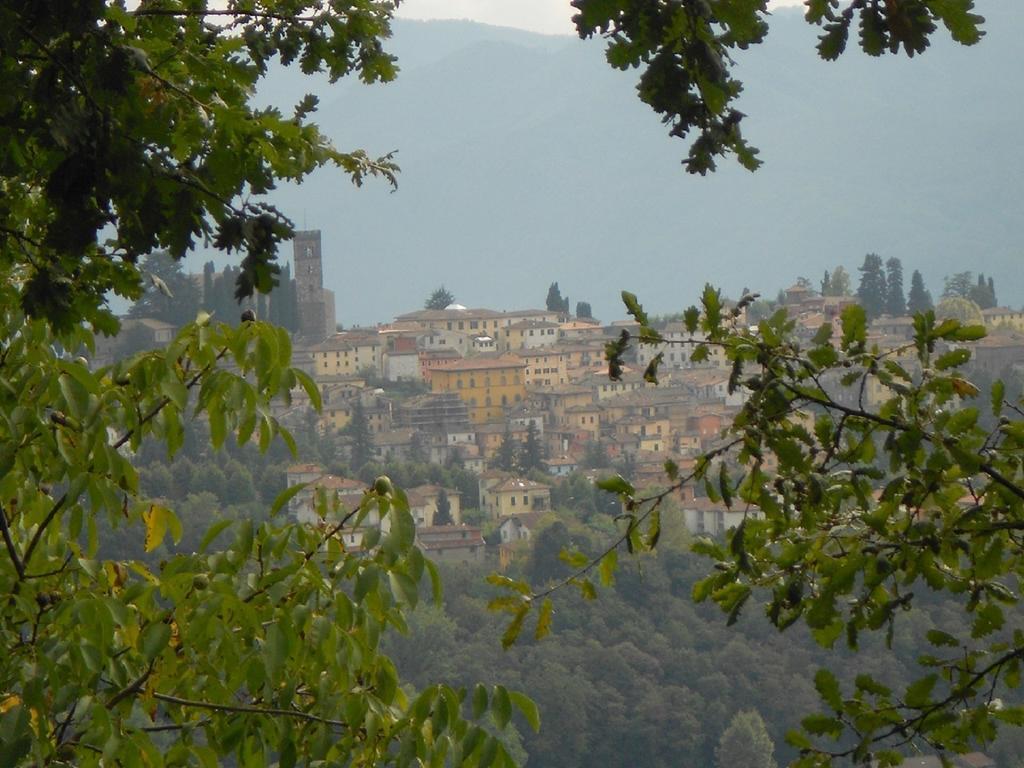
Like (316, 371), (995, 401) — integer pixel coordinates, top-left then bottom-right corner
(425, 286), (455, 310)
(856, 253), (887, 320)
(907, 269), (935, 314)
(829, 266), (852, 297)
(885, 257), (906, 316)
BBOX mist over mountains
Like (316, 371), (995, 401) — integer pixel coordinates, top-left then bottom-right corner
(247, 2), (1022, 326)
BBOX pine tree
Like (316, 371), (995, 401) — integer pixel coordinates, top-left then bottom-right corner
(546, 282), (565, 313)
(715, 710), (777, 768)
(856, 253), (888, 320)
(907, 269), (934, 314)
(202, 260), (216, 310)
(988, 276), (997, 308)
(424, 286), (454, 310)
(433, 488), (453, 526)
(885, 257), (906, 316)
(969, 273), (997, 310)
(943, 271), (974, 298)
(347, 398), (373, 472)
(820, 270), (832, 296)
(127, 251), (200, 326)
(518, 422), (545, 474)
(491, 425), (518, 472)
(575, 301), (593, 319)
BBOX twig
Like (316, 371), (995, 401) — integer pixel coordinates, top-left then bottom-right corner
(152, 691), (348, 728)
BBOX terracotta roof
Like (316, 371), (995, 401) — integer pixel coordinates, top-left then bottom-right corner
(287, 463), (323, 474)
(433, 355), (526, 372)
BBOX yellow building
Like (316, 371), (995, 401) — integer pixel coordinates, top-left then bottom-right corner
(479, 474), (552, 518)
(513, 348), (569, 387)
(430, 355), (527, 424)
(983, 307), (1024, 333)
(500, 320), (560, 351)
(312, 332), (382, 379)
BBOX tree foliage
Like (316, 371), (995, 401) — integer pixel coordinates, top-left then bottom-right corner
(571, 0), (984, 172)
(0, 0), (398, 334)
(885, 257), (906, 317)
(0, 2), (534, 765)
(546, 282), (569, 314)
(425, 285), (455, 310)
(716, 710), (778, 768)
(127, 251), (201, 325)
(493, 285), (1024, 765)
(856, 253), (887, 319)
(907, 270), (934, 315)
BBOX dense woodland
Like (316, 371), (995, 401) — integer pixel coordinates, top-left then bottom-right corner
(388, 535), (1024, 768)
(104, 419), (1024, 768)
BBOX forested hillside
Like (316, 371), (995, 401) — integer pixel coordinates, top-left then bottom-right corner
(386, 539), (1024, 768)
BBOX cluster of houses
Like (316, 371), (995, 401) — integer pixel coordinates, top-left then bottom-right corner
(108, 258), (1024, 562)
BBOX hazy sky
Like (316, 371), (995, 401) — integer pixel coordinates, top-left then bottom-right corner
(396, 0), (805, 35)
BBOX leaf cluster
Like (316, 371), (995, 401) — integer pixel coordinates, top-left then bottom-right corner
(570, 0), (984, 172)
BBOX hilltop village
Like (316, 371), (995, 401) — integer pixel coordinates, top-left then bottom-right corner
(101, 232), (1024, 564)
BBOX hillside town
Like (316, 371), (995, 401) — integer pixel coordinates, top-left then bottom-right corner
(94, 231), (1024, 572)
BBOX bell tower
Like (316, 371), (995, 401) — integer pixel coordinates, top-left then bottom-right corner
(292, 230), (329, 340)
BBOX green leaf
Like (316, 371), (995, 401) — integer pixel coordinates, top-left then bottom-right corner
(596, 474), (634, 496)
(509, 690), (540, 732)
(950, 324), (986, 341)
(501, 605), (530, 649)
(140, 621), (172, 662)
(270, 482), (307, 517)
(491, 685), (512, 729)
(801, 713), (843, 738)
(934, 348), (971, 370)
(425, 558), (443, 605)
(621, 291), (649, 326)
(814, 669), (842, 711)
(535, 597), (554, 640)
(926, 629), (960, 648)
(472, 684), (488, 719)
(904, 674), (937, 708)
(840, 304), (866, 349)
(598, 550), (617, 587)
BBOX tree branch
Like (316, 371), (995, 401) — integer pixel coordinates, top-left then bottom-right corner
(152, 691), (348, 728)
(0, 503), (26, 581)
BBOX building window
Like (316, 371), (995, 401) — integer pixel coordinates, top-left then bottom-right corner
(510, 496), (516, 506)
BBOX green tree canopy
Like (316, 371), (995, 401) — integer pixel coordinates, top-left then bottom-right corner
(1, 1), (398, 334)
(425, 285), (455, 310)
(0, 3), (530, 764)
(884, 257), (906, 316)
(492, 286), (1024, 765)
(856, 253), (887, 319)
(571, 0), (984, 172)
(716, 710), (778, 768)
(127, 251), (201, 326)
(907, 269), (934, 314)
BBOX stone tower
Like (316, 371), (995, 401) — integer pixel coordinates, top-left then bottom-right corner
(292, 230), (333, 341)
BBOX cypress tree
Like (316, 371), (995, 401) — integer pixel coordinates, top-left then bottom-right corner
(885, 257), (906, 316)
(856, 253), (887, 320)
(907, 270), (934, 314)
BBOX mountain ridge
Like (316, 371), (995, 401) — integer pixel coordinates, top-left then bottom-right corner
(232, 5), (1022, 325)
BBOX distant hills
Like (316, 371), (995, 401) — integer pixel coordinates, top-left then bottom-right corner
(236, 1), (1022, 325)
